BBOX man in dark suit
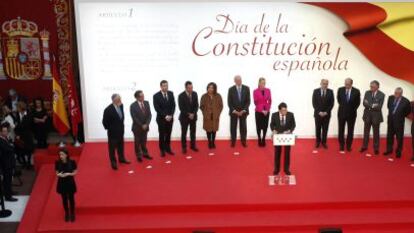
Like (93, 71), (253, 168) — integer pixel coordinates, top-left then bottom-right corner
(270, 102), (296, 176)
(178, 81), (199, 154)
(14, 101), (34, 169)
(153, 80), (176, 157)
(360, 80), (385, 155)
(130, 90), (152, 162)
(383, 87), (411, 158)
(102, 94), (130, 170)
(228, 75), (250, 147)
(337, 78), (361, 152)
(0, 123), (18, 202)
(312, 79), (334, 149)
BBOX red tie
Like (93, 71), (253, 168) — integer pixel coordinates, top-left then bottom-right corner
(140, 102), (145, 113)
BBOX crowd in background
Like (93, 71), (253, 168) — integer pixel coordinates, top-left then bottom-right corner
(0, 88), (53, 201)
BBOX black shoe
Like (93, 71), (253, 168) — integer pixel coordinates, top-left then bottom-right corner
(346, 146), (352, 152)
(315, 143), (320, 148)
(242, 142), (247, 148)
(208, 141), (212, 149)
(262, 140), (266, 147)
(273, 171), (279, 176)
(374, 150), (379, 155)
(190, 146), (199, 152)
(65, 213), (70, 222)
(285, 171), (292, 176)
(143, 155), (153, 160)
(321, 143), (328, 149)
(258, 140), (262, 147)
(182, 148), (187, 154)
(161, 151), (166, 157)
(383, 151), (392, 156)
(70, 213), (75, 222)
(111, 164), (118, 170)
(231, 142), (235, 148)
(359, 147), (367, 153)
(166, 150), (175, 155)
(137, 157), (143, 163)
(5, 196), (18, 202)
(396, 151), (402, 158)
(119, 159), (131, 164)
(340, 145), (344, 151)
(411, 156), (414, 162)
(212, 142), (216, 148)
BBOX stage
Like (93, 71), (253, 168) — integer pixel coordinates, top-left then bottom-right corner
(28, 138), (414, 232)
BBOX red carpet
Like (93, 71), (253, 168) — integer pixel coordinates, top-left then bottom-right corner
(26, 138), (414, 232)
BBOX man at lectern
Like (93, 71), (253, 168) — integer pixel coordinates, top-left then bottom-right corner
(102, 94), (131, 170)
(153, 80), (176, 157)
(270, 102), (296, 176)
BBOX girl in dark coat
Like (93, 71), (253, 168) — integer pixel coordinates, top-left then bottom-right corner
(55, 148), (77, 222)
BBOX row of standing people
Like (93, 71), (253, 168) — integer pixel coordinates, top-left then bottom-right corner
(102, 76), (414, 173)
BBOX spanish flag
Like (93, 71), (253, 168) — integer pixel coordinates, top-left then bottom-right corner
(308, 2), (414, 86)
(52, 55), (70, 135)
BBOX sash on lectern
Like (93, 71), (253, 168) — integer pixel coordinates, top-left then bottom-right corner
(272, 133), (296, 146)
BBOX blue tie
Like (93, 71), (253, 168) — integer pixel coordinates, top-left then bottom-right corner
(346, 90), (350, 103)
(116, 106), (122, 119)
(392, 98), (400, 114)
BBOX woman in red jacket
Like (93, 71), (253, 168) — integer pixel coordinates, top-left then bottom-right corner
(253, 77), (272, 147)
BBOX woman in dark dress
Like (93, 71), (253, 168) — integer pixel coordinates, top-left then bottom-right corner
(32, 98), (48, 148)
(55, 148), (78, 222)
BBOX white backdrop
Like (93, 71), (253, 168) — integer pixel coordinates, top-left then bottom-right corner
(74, 0), (413, 142)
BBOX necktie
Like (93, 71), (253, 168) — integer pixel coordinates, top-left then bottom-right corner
(116, 106), (122, 119)
(140, 102), (145, 113)
(163, 92), (168, 101)
(188, 93), (192, 104)
(392, 98), (400, 114)
(237, 87), (241, 101)
(346, 90), (350, 103)
(281, 116), (286, 126)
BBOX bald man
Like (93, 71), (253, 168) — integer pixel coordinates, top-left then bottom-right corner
(312, 79), (334, 149)
(337, 78), (361, 152)
(384, 87), (411, 158)
(102, 94), (131, 170)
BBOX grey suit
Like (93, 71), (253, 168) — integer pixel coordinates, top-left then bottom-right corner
(130, 101), (152, 157)
(362, 90), (385, 151)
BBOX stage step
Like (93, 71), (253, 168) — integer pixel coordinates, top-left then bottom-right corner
(37, 206), (414, 233)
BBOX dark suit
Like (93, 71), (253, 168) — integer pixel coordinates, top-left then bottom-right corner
(362, 90), (385, 151)
(130, 101), (152, 158)
(15, 112), (34, 167)
(385, 96), (411, 156)
(227, 85), (251, 144)
(102, 104), (127, 166)
(312, 88), (334, 145)
(0, 136), (16, 198)
(337, 87), (361, 150)
(270, 112), (296, 174)
(178, 91), (199, 149)
(153, 91), (176, 153)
